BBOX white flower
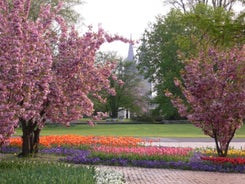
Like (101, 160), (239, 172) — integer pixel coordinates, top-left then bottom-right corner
(95, 168), (127, 184)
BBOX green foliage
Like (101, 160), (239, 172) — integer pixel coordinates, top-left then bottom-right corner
(164, 0), (244, 13)
(137, 3), (244, 120)
(28, 0), (83, 24)
(110, 60), (148, 115)
(137, 9), (185, 119)
(6, 0), (83, 24)
(94, 52), (150, 118)
(178, 4), (245, 52)
(91, 152), (190, 162)
(131, 113), (156, 122)
(0, 160), (95, 184)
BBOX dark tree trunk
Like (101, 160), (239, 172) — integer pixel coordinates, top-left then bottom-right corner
(32, 128), (41, 154)
(110, 96), (119, 118)
(214, 137), (227, 157)
(19, 119), (41, 157)
(111, 110), (118, 119)
(213, 129), (236, 157)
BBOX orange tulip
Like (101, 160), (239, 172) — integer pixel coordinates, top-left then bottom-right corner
(9, 135), (144, 147)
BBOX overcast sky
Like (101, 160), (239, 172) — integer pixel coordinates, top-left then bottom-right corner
(76, 0), (170, 58)
(76, 1), (244, 58)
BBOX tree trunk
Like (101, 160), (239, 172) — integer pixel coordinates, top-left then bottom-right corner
(214, 137), (227, 157)
(213, 129), (236, 157)
(19, 119), (41, 157)
(109, 95), (119, 118)
(111, 110), (118, 118)
(32, 128), (41, 154)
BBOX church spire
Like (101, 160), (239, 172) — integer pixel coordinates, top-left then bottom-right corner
(127, 34), (134, 61)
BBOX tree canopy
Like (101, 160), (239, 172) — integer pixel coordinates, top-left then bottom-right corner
(165, 46), (245, 157)
(164, 0), (245, 12)
(94, 52), (150, 119)
(136, 3), (244, 119)
(6, 0), (84, 24)
(0, 0), (128, 156)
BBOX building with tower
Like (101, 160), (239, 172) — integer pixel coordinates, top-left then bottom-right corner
(117, 41), (155, 119)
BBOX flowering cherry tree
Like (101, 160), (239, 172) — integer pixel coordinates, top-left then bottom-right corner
(0, 0), (128, 156)
(165, 46), (245, 157)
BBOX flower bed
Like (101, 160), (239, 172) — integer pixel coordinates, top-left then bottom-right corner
(202, 148), (245, 157)
(1, 135), (245, 173)
(93, 145), (192, 156)
(201, 156), (245, 165)
(9, 135), (143, 147)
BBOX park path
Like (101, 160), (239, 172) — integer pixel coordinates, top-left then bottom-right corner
(97, 165), (245, 184)
(143, 137), (245, 149)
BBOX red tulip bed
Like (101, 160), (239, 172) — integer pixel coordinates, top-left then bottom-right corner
(201, 156), (245, 165)
(1, 135), (245, 173)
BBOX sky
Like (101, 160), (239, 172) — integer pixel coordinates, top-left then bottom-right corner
(76, 0), (170, 58)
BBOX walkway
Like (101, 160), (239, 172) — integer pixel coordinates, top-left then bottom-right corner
(98, 165), (245, 184)
(144, 137), (245, 149)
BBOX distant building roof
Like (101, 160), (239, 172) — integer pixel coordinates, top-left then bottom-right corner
(127, 42), (134, 61)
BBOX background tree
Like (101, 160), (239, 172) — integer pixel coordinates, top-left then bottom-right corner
(136, 3), (244, 120)
(6, 0), (84, 24)
(164, 0), (245, 12)
(0, 0), (128, 156)
(109, 60), (150, 119)
(94, 52), (150, 119)
(90, 51), (121, 115)
(137, 10), (186, 120)
(165, 46), (245, 157)
(178, 4), (245, 52)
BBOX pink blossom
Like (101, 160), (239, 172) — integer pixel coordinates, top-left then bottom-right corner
(117, 79), (124, 86)
(166, 46), (245, 156)
(88, 120), (95, 127)
(93, 145), (193, 156)
(0, 0), (131, 147)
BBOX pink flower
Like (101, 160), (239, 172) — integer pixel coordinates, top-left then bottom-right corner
(93, 145), (193, 156)
(87, 120), (95, 127)
(117, 79), (124, 86)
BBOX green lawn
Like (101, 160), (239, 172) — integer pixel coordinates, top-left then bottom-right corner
(0, 158), (95, 184)
(14, 123), (245, 138)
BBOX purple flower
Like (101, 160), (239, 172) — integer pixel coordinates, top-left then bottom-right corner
(2, 146), (244, 173)
(40, 147), (90, 156)
(0, 146), (20, 153)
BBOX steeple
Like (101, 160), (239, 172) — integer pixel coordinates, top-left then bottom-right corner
(127, 34), (134, 61)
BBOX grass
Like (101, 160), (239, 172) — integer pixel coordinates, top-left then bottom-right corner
(13, 123), (245, 138)
(0, 156), (95, 184)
